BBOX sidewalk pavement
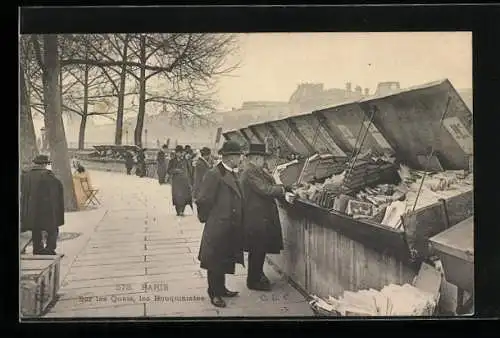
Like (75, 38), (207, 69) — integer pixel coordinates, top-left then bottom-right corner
(43, 170), (314, 318)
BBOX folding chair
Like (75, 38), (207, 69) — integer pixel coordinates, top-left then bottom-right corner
(79, 177), (101, 207)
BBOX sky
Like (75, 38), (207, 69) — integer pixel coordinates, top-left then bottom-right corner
(214, 32), (472, 111)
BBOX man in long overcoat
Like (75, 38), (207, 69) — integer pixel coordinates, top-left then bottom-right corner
(156, 144), (168, 184)
(184, 145), (195, 184)
(196, 141), (245, 308)
(136, 148), (147, 177)
(240, 144), (290, 291)
(124, 151), (135, 175)
(192, 147), (212, 202)
(21, 154), (65, 255)
(167, 145), (193, 216)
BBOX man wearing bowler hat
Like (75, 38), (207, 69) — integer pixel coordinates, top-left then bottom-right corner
(196, 140), (245, 308)
(240, 143), (291, 291)
(20, 154), (65, 255)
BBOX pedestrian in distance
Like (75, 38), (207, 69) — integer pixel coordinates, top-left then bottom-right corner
(167, 145), (193, 216)
(123, 151), (135, 175)
(20, 154), (65, 255)
(192, 147), (213, 203)
(196, 140), (245, 308)
(135, 148), (147, 178)
(239, 143), (292, 291)
(156, 144), (168, 184)
(184, 144), (195, 184)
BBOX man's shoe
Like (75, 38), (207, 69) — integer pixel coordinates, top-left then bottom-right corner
(223, 289), (239, 297)
(210, 296), (226, 308)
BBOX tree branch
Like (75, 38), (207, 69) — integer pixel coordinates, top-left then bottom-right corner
(30, 35), (45, 73)
(61, 59), (179, 74)
(99, 66), (120, 93)
(88, 111), (116, 116)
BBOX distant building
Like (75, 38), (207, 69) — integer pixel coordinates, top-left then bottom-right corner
(374, 82), (401, 96)
(288, 82), (371, 114)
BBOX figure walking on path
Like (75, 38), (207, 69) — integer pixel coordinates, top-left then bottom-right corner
(240, 144), (290, 291)
(21, 154), (65, 255)
(196, 141), (245, 308)
(167, 145), (193, 216)
(184, 145), (195, 184)
(192, 147), (213, 203)
(124, 151), (135, 175)
(135, 148), (147, 178)
(156, 144), (168, 184)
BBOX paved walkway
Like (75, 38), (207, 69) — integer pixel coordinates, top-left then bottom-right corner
(45, 171), (313, 318)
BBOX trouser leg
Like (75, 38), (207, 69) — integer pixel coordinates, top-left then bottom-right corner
(247, 251), (266, 284)
(45, 227), (59, 254)
(32, 229), (44, 255)
(207, 270), (225, 297)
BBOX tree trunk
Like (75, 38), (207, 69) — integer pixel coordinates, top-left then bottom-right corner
(134, 34), (147, 147)
(78, 63), (90, 150)
(114, 35), (129, 145)
(41, 34), (78, 212)
(78, 115), (87, 150)
(20, 62), (39, 170)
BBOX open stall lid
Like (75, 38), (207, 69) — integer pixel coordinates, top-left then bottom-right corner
(358, 79), (473, 170)
(314, 101), (395, 156)
(222, 130), (249, 147)
(266, 119), (311, 156)
(290, 113), (347, 157)
(240, 127), (262, 144)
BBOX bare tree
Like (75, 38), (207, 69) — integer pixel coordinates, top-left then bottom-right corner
(62, 58), (118, 149)
(64, 33), (239, 147)
(30, 34), (78, 211)
(19, 41), (39, 169)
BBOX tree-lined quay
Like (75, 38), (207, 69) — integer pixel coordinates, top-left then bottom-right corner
(20, 33), (239, 211)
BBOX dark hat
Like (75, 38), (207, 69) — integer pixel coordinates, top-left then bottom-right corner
(218, 141), (243, 155)
(175, 145), (184, 153)
(246, 143), (271, 156)
(33, 154), (51, 165)
(184, 145), (192, 149)
(200, 147), (211, 156)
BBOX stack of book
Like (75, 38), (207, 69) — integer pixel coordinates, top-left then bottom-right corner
(343, 159), (399, 193)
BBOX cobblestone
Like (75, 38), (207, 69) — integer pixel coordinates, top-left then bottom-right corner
(45, 170), (313, 318)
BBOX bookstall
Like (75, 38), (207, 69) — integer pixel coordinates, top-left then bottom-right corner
(223, 79), (474, 314)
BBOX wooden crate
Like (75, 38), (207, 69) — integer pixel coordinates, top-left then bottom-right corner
(20, 255), (63, 318)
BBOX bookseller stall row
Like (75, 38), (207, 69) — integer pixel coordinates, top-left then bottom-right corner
(223, 79), (474, 315)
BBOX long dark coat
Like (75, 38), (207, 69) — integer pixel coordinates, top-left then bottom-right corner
(124, 152), (134, 169)
(196, 163), (245, 274)
(136, 151), (146, 177)
(185, 154), (194, 184)
(167, 157), (193, 207)
(156, 150), (167, 179)
(192, 157), (211, 201)
(239, 162), (285, 254)
(21, 167), (65, 233)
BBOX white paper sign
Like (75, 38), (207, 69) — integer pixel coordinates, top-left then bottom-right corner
(443, 117), (473, 154)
